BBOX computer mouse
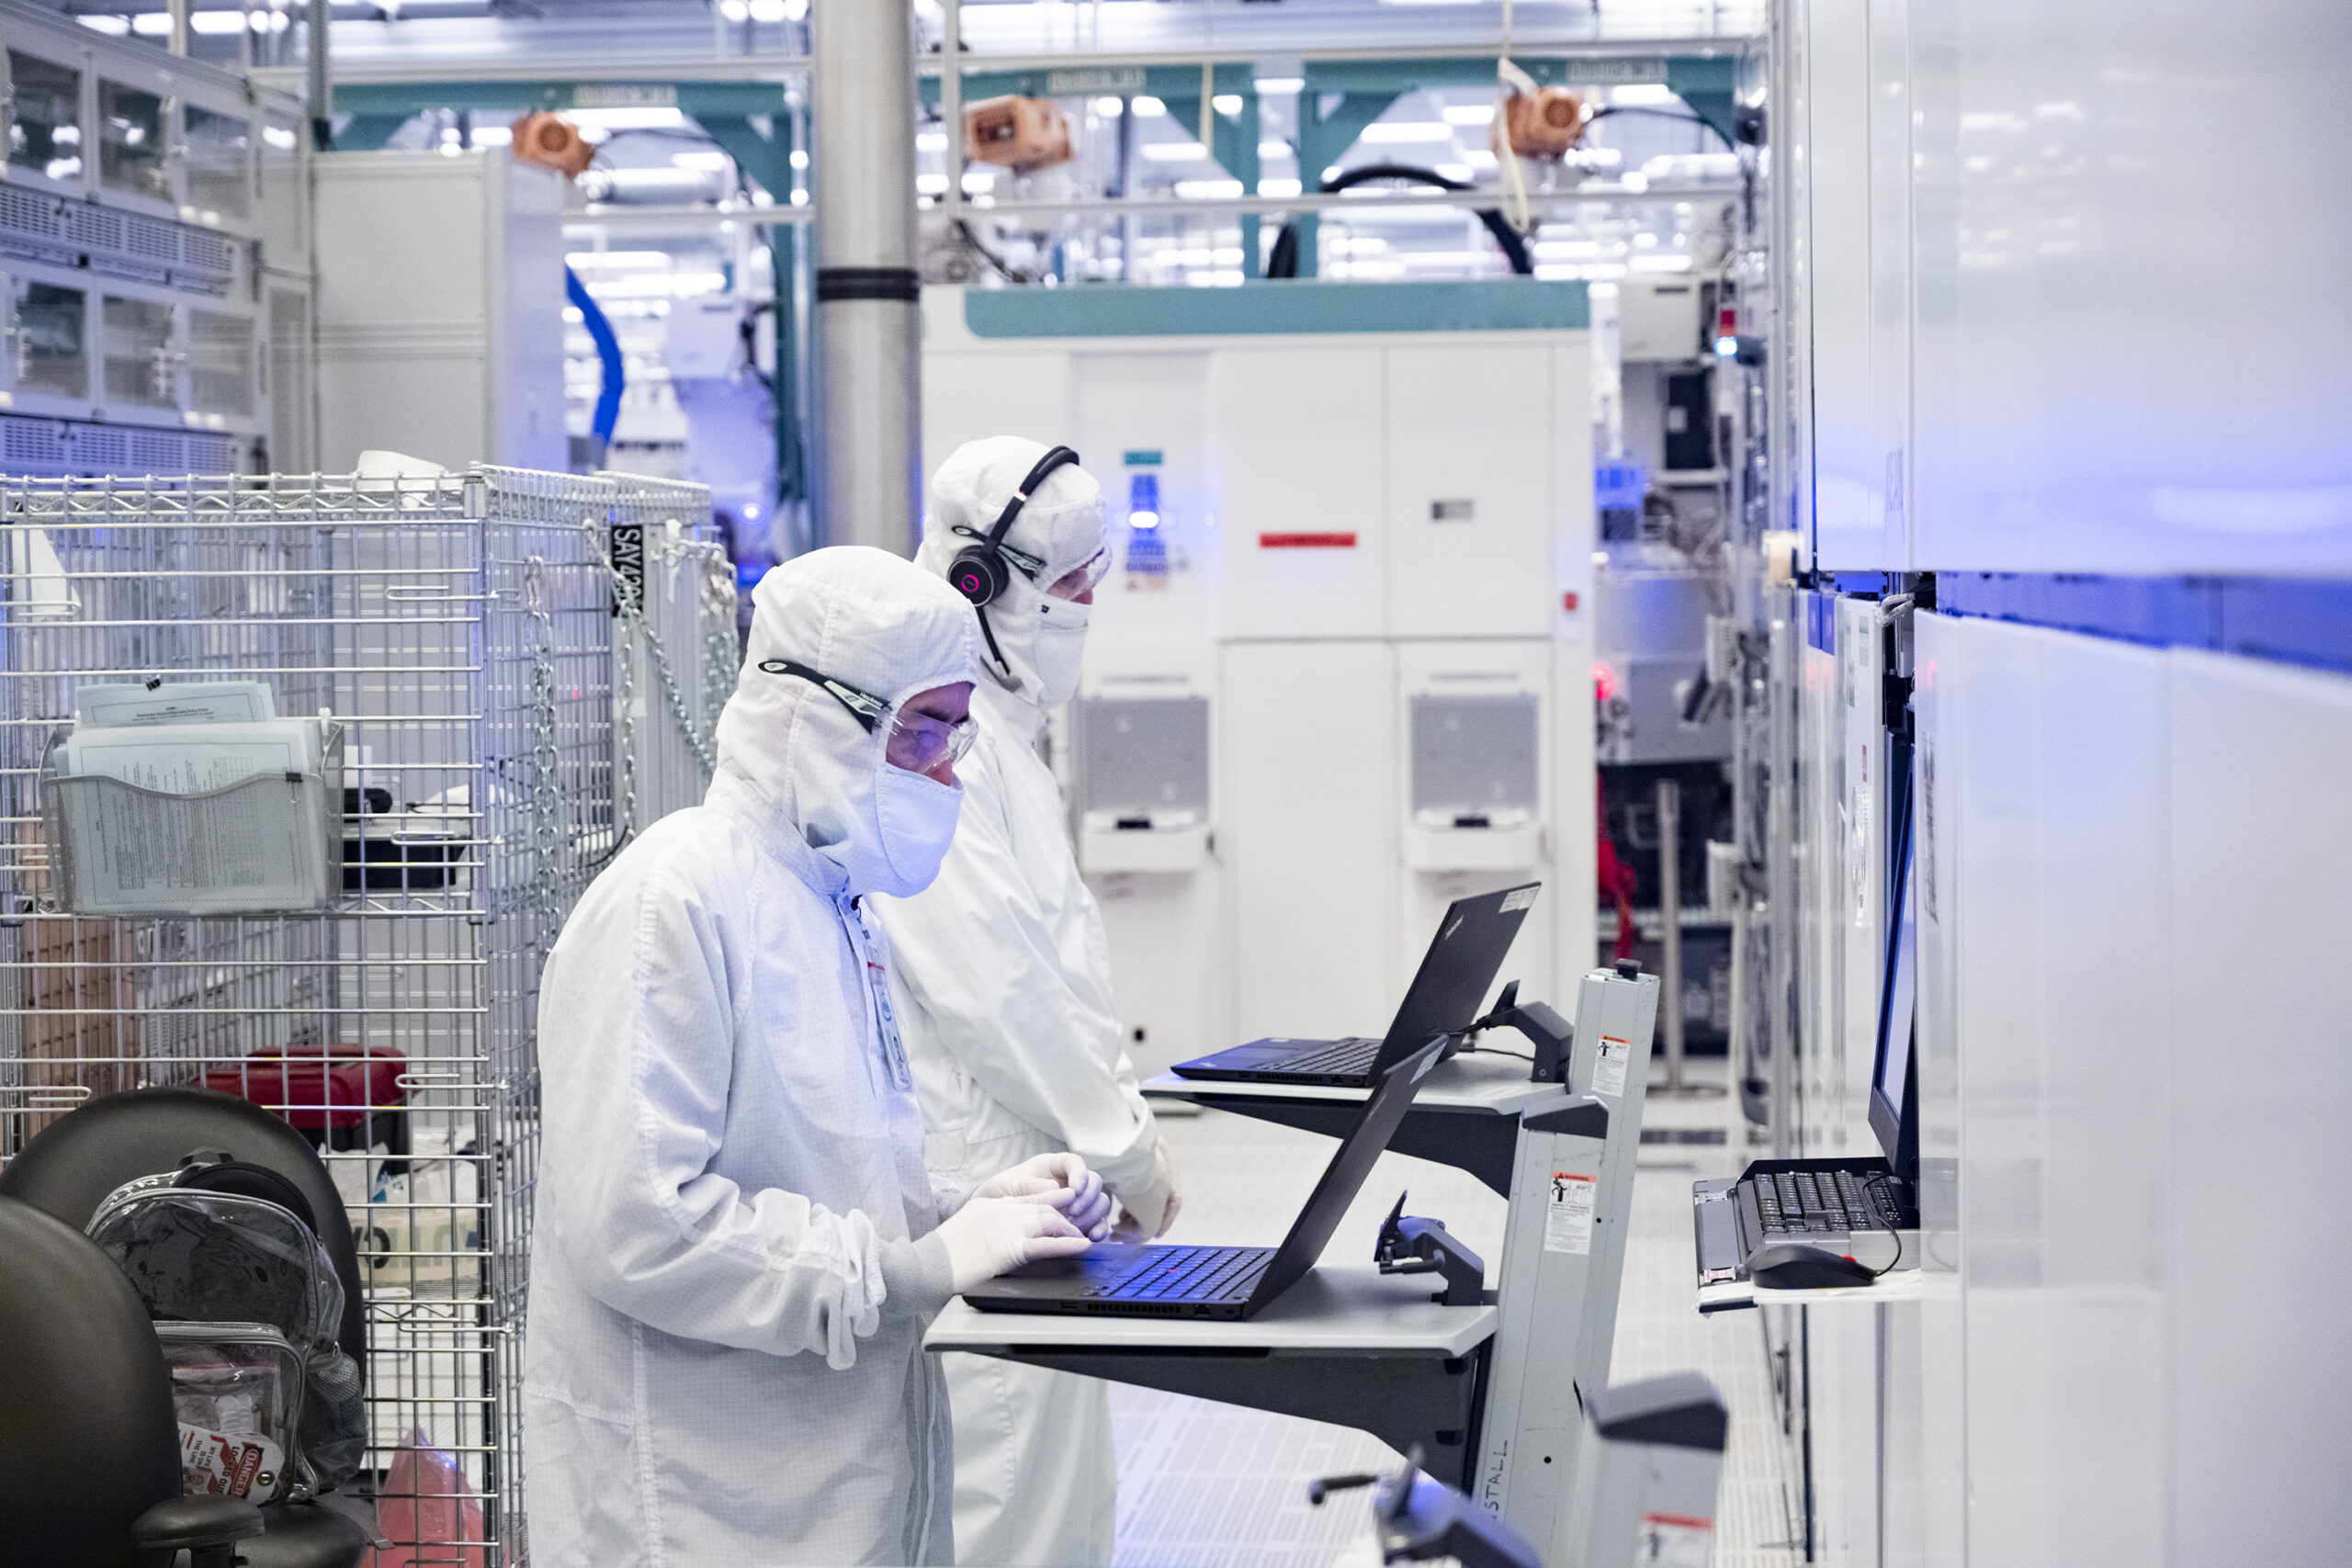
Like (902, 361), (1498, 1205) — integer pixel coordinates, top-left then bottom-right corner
(1747, 1243), (1878, 1290)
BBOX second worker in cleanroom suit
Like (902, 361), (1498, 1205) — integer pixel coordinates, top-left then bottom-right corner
(523, 546), (1118, 1566)
(876, 438), (1184, 1566)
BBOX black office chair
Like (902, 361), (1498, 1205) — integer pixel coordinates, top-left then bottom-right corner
(0, 1088), (373, 1568)
(0, 1193), (267, 1567)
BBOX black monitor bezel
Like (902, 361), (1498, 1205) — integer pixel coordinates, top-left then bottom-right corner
(1868, 739), (1919, 1179)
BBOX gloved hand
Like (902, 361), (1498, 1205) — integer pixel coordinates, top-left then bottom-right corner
(937, 1195), (1091, 1294)
(1111, 1140), (1183, 1242)
(973, 1153), (1114, 1240)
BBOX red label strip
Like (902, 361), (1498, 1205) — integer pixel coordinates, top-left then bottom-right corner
(1258, 532), (1358, 548)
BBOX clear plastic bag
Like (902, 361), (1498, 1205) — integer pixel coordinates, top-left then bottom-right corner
(157, 1323), (300, 1502)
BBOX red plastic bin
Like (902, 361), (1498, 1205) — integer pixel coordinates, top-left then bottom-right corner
(200, 1044), (411, 1170)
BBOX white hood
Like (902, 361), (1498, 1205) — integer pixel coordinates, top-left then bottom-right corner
(916, 436), (1107, 714)
(712, 546), (980, 897)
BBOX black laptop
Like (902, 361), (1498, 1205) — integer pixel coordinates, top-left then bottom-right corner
(1169, 883), (1540, 1089)
(964, 1038), (1446, 1321)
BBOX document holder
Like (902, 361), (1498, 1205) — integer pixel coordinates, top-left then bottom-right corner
(40, 723), (346, 916)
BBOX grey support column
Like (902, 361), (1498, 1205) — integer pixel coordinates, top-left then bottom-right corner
(306, 0), (334, 149)
(1657, 777), (1686, 1090)
(810, 0), (922, 556)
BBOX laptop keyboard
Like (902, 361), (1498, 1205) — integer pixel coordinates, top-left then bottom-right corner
(1752, 1169), (1904, 1236)
(1265, 1037), (1382, 1074)
(1085, 1246), (1271, 1303)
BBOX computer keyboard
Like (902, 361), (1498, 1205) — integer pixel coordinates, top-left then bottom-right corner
(1270, 1037), (1381, 1073)
(1086, 1246), (1270, 1303)
(1752, 1169), (1903, 1236)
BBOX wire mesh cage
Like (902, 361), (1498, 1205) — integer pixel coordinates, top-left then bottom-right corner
(0, 465), (723, 1563)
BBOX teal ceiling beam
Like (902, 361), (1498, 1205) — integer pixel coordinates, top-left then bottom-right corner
(918, 61), (1255, 109)
(1661, 56), (1738, 146)
(1287, 73), (1402, 280)
(330, 78), (795, 121)
(332, 112), (412, 152)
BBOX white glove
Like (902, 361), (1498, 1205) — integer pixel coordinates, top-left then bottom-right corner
(973, 1153), (1114, 1240)
(1112, 1140), (1183, 1242)
(937, 1195), (1091, 1294)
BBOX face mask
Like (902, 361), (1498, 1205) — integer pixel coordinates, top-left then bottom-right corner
(1032, 596), (1092, 710)
(867, 765), (964, 897)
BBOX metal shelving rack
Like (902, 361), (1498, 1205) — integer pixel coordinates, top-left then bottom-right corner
(0, 465), (718, 1563)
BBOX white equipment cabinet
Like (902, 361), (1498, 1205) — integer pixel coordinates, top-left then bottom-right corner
(312, 150), (567, 473)
(0, 3), (308, 475)
(924, 282), (1596, 1076)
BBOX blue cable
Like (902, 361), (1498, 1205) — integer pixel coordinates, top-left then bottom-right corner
(566, 265), (625, 447)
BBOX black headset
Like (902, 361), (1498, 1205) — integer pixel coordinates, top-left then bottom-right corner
(944, 443), (1080, 688)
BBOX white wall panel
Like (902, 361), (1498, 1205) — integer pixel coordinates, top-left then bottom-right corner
(2165, 651), (2352, 1563)
(1214, 346), (1386, 640)
(1901, 0), (2352, 573)
(920, 347), (1072, 502)
(1862, 0), (1914, 572)
(315, 152), (565, 471)
(1221, 639), (1396, 1041)
(1805, 0), (1888, 569)
(1894, 616), (2350, 1564)
(1947, 616), (2171, 1567)
(1384, 342), (1554, 639)
(1909, 609), (1962, 1568)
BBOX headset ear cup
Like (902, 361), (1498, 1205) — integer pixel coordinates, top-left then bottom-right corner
(947, 546), (1009, 606)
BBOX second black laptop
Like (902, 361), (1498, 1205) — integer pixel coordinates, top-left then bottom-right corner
(1170, 883), (1539, 1088)
(964, 1038), (1446, 1320)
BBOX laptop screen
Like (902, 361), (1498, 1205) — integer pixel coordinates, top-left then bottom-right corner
(1374, 883), (1540, 1069)
(1250, 1037), (1447, 1306)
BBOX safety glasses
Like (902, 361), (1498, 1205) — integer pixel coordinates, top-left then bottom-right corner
(1044, 547), (1111, 601)
(759, 660), (978, 773)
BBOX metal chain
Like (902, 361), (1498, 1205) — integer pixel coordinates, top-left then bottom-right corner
(578, 519), (727, 778)
(522, 556), (564, 956)
(697, 547), (741, 728)
(608, 555), (641, 842)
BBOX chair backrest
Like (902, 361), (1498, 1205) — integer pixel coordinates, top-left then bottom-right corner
(0, 1193), (182, 1568)
(0, 1088), (368, 1371)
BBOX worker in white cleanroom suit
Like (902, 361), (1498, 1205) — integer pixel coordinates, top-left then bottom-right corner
(523, 546), (1117, 1566)
(876, 439), (1184, 1566)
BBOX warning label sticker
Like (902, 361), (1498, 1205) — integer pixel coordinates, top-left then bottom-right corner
(1544, 1171), (1597, 1254)
(1501, 885), (1539, 913)
(1635, 1512), (1714, 1568)
(1592, 1034), (1632, 1097)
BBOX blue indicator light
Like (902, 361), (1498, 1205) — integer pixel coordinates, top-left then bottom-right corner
(1594, 458), (1649, 512)
(1714, 334), (1738, 356)
(1126, 472), (1161, 528)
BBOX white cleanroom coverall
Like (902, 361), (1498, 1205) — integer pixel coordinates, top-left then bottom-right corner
(522, 547), (1088, 1566)
(877, 436), (1182, 1566)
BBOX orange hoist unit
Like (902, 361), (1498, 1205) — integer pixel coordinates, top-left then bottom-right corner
(512, 111), (594, 179)
(963, 96), (1076, 175)
(1494, 86), (1588, 161)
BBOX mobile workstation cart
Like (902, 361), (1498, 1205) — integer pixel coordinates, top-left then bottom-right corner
(925, 965), (1661, 1562)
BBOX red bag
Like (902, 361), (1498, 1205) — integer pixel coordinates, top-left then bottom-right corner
(200, 1045), (406, 1134)
(366, 1429), (487, 1568)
